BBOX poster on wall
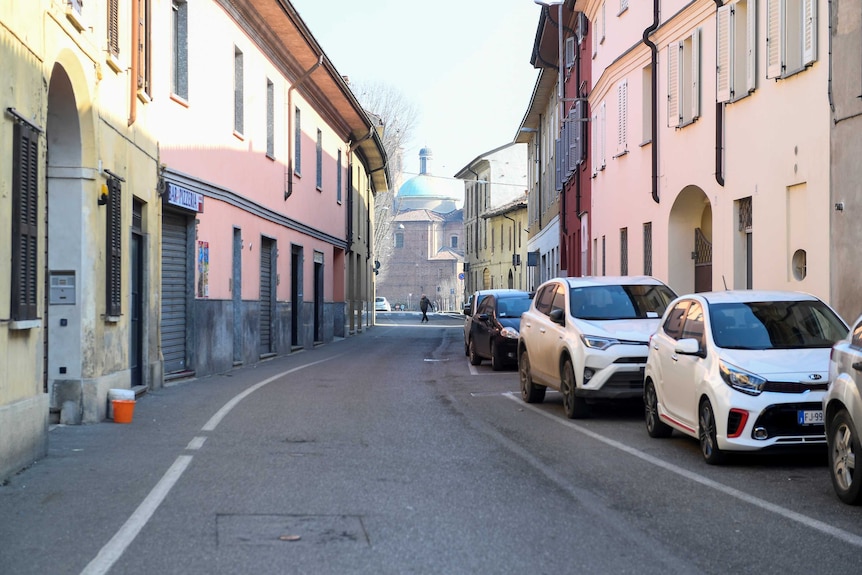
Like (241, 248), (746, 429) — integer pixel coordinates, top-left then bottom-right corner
(197, 241), (209, 298)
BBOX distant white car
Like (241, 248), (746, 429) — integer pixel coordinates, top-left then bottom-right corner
(825, 313), (862, 504)
(375, 296), (391, 312)
(644, 290), (848, 465)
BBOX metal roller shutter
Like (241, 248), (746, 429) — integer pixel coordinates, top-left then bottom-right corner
(161, 212), (188, 373)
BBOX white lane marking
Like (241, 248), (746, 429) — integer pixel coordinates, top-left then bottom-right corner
(80, 455), (193, 575)
(186, 436), (207, 450)
(503, 392), (862, 547)
(80, 355), (339, 575)
(202, 355), (339, 431)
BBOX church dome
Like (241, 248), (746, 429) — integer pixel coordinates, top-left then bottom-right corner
(395, 146), (460, 213)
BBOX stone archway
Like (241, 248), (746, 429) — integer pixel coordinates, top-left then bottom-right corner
(668, 186), (713, 295)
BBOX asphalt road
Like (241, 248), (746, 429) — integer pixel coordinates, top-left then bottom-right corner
(2, 310), (862, 574)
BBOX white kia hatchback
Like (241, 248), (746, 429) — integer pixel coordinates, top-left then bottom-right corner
(644, 290), (848, 464)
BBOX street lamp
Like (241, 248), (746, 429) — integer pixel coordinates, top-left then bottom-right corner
(534, 0), (565, 125)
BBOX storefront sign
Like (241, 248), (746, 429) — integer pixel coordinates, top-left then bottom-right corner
(166, 182), (204, 212)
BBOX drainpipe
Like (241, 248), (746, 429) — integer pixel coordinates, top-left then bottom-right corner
(714, 0), (725, 187)
(285, 55), (324, 200)
(129, 0), (139, 126)
(643, 0), (660, 203)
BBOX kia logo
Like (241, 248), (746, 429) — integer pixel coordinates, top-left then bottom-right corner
(809, 374), (822, 381)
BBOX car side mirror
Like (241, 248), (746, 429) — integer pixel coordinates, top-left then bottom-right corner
(549, 308), (565, 326)
(675, 338), (705, 358)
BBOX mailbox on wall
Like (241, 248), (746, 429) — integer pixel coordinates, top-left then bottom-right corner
(49, 271), (76, 305)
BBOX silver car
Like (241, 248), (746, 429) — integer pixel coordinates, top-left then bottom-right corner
(825, 314), (862, 504)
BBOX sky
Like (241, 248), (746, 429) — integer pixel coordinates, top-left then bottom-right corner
(289, 0), (543, 192)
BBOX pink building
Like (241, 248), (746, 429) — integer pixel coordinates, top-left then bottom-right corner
(152, 0), (388, 381)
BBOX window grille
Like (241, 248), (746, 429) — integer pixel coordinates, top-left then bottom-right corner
(738, 196), (752, 231)
(620, 227), (628, 275)
(643, 222), (652, 275)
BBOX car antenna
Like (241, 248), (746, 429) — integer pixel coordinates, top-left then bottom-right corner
(722, 275), (728, 290)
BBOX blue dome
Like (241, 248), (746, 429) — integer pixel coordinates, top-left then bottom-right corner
(397, 174), (454, 199)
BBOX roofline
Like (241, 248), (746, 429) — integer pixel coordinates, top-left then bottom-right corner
(452, 141), (524, 179)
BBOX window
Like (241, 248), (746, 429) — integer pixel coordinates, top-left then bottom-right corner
(766, 0), (817, 79)
(620, 227), (628, 275)
(108, 0), (120, 59)
(616, 79), (628, 156)
(171, 0), (188, 99)
(717, 0), (756, 103)
(601, 235), (606, 275)
(266, 79), (274, 157)
(336, 149), (342, 203)
(10, 122), (40, 321)
(643, 222), (653, 275)
(641, 65), (653, 144)
(294, 107), (301, 176)
(451, 235), (458, 248)
(316, 129), (322, 189)
(137, 0), (152, 98)
(667, 28), (701, 128)
(234, 46), (243, 134)
(395, 233), (404, 248)
(663, 301), (690, 340)
(105, 176), (123, 318)
(851, 321), (862, 351)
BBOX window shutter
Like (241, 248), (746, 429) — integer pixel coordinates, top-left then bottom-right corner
(565, 37), (575, 69)
(555, 137), (563, 191)
(11, 122), (39, 321)
(766, 0), (782, 78)
(716, 5), (732, 103)
(617, 80), (627, 153)
(591, 112), (599, 176)
(106, 178), (123, 317)
(802, 0), (817, 66)
(667, 42), (680, 127)
(691, 28), (701, 120)
(746, 0), (758, 93)
(108, 0), (120, 57)
(599, 101), (606, 169)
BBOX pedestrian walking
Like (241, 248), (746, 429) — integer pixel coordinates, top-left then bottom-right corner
(419, 294), (431, 322)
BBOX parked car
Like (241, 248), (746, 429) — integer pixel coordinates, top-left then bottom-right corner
(467, 291), (533, 370)
(518, 276), (677, 418)
(644, 290), (848, 465)
(375, 296), (391, 312)
(824, 313), (862, 504)
(464, 289), (524, 356)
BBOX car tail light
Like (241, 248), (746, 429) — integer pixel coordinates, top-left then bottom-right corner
(727, 408), (749, 438)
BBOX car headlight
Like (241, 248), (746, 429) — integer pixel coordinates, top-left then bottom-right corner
(580, 335), (619, 350)
(719, 360), (766, 396)
(500, 327), (519, 339)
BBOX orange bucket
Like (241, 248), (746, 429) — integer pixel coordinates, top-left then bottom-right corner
(112, 399), (136, 424)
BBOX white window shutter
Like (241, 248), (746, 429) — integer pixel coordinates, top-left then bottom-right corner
(565, 37), (576, 69)
(600, 101), (607, 169)
(746, 0), (758, 93)
(802, 0), (817, 66)
(617, 80), (627, 153)
(591, 113), (599, 175)
(691, 28), (701, 120)
(766, 0), (782, 78)
(667, 42), (680, 128)
(716, 5), (732, 103)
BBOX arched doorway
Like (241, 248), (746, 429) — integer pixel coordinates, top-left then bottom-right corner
(668, 186), (713, 294)
(45, 63), (86, 414)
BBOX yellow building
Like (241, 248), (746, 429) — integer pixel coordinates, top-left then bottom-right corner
(482, 198), (529, 291)
(1, 0), (160, 480)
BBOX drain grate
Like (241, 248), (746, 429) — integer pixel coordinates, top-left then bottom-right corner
(216, 514), (369, 547)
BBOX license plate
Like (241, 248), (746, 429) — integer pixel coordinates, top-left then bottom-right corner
(798, 410), (823, 425)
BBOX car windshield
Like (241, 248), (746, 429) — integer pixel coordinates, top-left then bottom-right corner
(497, 296), (533, 318)
(569, 285), (676, 320)
(709, 301), (848, 350)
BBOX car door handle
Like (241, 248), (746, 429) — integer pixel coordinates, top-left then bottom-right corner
(539, 328), (546, 334)
(671, 354), (679, 362)
(652, 344), (659, 350)
(853, 362), (862, 372)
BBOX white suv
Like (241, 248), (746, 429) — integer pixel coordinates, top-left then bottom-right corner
(518, 276), (677, 418)
(825, 314), (862, 504)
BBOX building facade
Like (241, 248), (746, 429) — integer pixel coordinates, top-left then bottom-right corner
(481, 199), (530, 291)
(455, 143), (529, 295)
(1, 0), (162, 479)
(575, 0), (833, 305)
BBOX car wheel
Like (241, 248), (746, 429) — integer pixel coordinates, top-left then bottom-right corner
(644, 379), (673, 438)
(490, 342), (504, 371)
(519, 350), (545, 403)
(698, 399), (725, 465)
(827, 408), (862, 505)
(562, 359), (589, 419)
(468, 339), (482, 366)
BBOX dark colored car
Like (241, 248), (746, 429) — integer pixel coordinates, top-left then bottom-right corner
(463, 289), (525, 356)
(468, 291), (533, 371)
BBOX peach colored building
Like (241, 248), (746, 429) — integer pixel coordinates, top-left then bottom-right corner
(152, 0), (388, 381)
(577, 0), (832, 304)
